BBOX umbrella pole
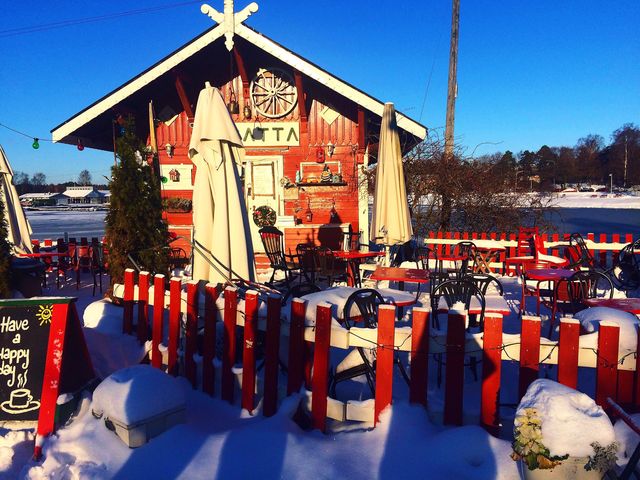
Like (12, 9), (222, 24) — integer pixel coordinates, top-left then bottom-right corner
(222, 147), (232, 281)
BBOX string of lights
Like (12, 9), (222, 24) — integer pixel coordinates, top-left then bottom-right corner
(0, 1), (203, 39)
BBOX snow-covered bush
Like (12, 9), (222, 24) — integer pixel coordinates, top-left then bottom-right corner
(512, 379), (617, 473)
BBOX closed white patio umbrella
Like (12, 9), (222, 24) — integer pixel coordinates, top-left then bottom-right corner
(370, 102), (413, 246)
(0, 145), (32, 254)
(189, 82), (255, 285)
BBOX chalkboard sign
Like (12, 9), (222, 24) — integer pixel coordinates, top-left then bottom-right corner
(0, 301), (53, 421)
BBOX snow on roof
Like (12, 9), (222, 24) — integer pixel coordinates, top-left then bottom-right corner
(51, 23), (426, 145)
(63, 186), (105, 198)
(19, 192), (67, 199)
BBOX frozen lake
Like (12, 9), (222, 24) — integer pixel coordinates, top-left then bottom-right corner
(25, 207), (640, 241)
(26, 210), (107, 240)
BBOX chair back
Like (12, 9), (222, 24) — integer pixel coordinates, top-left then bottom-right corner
(259, 226), (286, 269)
(417, 246), (438, 271)
(76, 244), (92, 268)
(452, 241), (477, 276)
(282, 282), (321, 305)
(516, 227), (538, 256)
(431, 279), (486, 330)
(555, 270), (613, 315)
(567, 233), (596, 269)
(612, 239), (640, 290)
(343, 289), (386, 329)
(390, 240), (419, 268)
(462, 272), (503, 296)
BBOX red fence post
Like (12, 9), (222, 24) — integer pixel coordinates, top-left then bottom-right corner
(596, 322), (620, 408)
(202, 283), (219, 395)
(123, 269), (135, 335)
(185, 281), (199, 388)
(599, 233), (607, 268)
(241, 291), (259, 413)
(137, 271), (150, 343)
(222, 287), (238, 403)
(167, 277), (181, 376)
(263, 295), (282, 417)
(375, 305), (396, 425)
(557, 318), (579, 389)
(151, 274), (165, 369)
(311, 303), (332, 432)
(481, 313), (503, 435)
(444, 310), (466, 426)
(519, 316), (541, 399)
(287, 299), (307, 395)
(409, 308), (429, 406)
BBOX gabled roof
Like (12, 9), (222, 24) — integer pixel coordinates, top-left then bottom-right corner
(51, 22), (426, 147)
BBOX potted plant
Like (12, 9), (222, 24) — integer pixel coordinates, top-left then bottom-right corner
(162, 197), (192, 213)
(512, 379), (618, 479)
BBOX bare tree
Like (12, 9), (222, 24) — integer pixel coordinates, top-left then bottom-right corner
(78, 169), (92, 186)
(30, 172), (46, 186)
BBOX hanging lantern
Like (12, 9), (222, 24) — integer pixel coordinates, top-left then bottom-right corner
(77, 139), (84, 151)
(32, 138), (40, 149)
(243, 104), (252, 119)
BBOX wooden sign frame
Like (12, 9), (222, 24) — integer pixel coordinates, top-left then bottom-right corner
(0, 297), (95, 459)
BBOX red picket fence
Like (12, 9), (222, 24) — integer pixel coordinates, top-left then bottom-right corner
(118, 269), (640, 434)
(423, 231), (636, 271)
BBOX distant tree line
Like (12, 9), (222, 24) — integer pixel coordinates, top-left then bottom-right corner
(12, 169), (106, 195)
(479, 123), (640, 191)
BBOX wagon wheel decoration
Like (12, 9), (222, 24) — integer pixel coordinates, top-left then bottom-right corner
(252, 205), (277, 227)
(250, 68), (298, 119)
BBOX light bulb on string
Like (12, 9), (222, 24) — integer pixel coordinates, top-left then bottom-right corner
(32, 138), (39, 149)
(77, 139), (84, 151)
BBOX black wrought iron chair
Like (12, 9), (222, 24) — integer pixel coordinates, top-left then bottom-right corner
(296, 244), (318, 285)
(606, 238), (640, 291)
(448, 241), (478, 279)
(551, 270), (614, 332)
(330, 289), (409, 398)
(315, 246), (348, 287)
(462, 272), (504, 296)
(430, 279), (486, 386)
(258, 226), (303, 289)
(565, 233), (597, 270)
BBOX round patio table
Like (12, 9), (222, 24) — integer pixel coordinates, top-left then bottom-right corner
(582, 298), (640, 315)
(523, 268), (575, 315)
(333, 250), (384, 287)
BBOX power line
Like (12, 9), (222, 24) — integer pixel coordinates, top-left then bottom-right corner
(0, 1), (203, 38)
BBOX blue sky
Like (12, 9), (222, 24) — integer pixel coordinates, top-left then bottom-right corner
(0, 1), (638, 184)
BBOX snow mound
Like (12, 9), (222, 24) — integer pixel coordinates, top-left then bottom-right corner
(575, 307), (639, 351)
(83, 299), (125, 335)
(517, 379), (615, 458)
(92, 365), (185, 424)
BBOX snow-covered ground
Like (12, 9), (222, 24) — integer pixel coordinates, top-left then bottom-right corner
(548, 192), (640, 209)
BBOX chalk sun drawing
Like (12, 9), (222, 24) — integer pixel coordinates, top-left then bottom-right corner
(36, 305), (53, 326)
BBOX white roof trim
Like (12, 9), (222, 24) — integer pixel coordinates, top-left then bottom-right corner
(52, 28), (225, 143)
(52, 24), (426, 143)
(235, 24), (426, 140)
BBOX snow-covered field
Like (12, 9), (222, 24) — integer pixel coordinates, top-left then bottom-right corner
(549, 191), (640, 209)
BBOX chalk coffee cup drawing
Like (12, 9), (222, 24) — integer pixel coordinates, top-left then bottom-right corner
(1, 388), (40, 414)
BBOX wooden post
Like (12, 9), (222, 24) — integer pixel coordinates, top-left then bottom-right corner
(481, 313), (503, 434)
(185, 281), (199, 388)
(123, 269), (135, 334)
(222, 287), (238, 403)
(202, 283), (219, 395)
(167, 277), (181, 376)
(596, 322), (619, 408)
(151, 274), (165, 369)
(311, 303), (332, 432)
(519, 316), (541, 399)
(287, 299), (307, 395)
(263, 295), (282, 417)
(137, 271), (150, 343)
(241, 291), (259, 413)
(444, 310), (466, 426)
(375, 305), (396, 425)
(409, 308), (429, 406)
(557, 318), (579, 389)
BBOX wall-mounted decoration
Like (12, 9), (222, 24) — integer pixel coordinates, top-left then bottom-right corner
(250, 68), (298, 119)
(236, 122), (300, 147)
(252, 205), (277, 227)
(159, 164), (194, 191)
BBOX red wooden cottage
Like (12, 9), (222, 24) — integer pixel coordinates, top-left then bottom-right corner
(51, 2), (426, 264)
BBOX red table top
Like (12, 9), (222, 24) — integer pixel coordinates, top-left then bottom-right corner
(18, 252), (70, 258)
(583, 298), (640, 314)
(370, 266), (430, 283)
(525, 268), (575, 281)
(333, 250), (385, 260)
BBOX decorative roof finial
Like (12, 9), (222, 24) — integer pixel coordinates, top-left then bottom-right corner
(201, 1), (259, 51)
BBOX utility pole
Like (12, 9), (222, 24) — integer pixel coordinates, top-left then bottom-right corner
(444, 0), (460, 159)
(624, 134), (628, 188)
